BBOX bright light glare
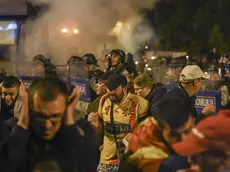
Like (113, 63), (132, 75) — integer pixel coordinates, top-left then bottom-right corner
(61, 28), (68, 33)
(145, 46), (148, 49)
(135, 61), (139, 65)
(145, 64), (148, 67)
(73, 29), (79, 34)
(147, 68), (152, 71)
(151, 56), (156, 60)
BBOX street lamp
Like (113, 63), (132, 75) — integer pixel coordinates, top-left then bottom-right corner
(73, 29), (79, 34)
(61, 28), (68, 33)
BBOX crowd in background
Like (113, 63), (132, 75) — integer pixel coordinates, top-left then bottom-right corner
(0, 49), (230, 172)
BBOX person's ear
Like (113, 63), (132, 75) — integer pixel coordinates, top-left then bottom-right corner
(123, 87), (128, 92)
(144, 87), (150, 92)
(193, 79), (199, 86)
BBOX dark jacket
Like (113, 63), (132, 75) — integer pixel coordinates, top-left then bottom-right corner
(146, 86), (167, 108)
(151, 83), (206, 123)
(150, 83), (205, 171)
(0, 117), (98, 172)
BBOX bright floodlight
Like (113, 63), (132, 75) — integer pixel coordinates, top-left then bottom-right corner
(135, 61), (139, 65)
(145, 46), (148, 49)
(151, 56), (156, 60)
(73, 29), (79, 34)
(61, 28), (68, 33)
(145, 64), (148, 67)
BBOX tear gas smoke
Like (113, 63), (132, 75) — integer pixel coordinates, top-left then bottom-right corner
(20, 0), (157, 65)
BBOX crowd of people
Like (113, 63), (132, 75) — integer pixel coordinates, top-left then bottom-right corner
(0, 49), (230, 172)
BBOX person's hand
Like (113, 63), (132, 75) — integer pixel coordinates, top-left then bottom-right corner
(64, 87), (81, 126)
(202, 104), (216, 116)
(18, 80), (28, 103)
(88, 112), (98, 127)
(17, 80), (29, 129)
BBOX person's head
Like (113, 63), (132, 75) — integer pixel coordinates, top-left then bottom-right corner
(173, 110), (230, 172)
(180, 65), (210, 96)
(110, 49), (126, 67)
(29, 77), (68, 140)
(82, 53), (98, 71)
(107, 72), (128, 103)
(1, 76), (20, 107)
(67, 56), (88, 78)
(210, 70), (220, 82)
(133, 74), (153, 98)
(32, 54), (46, 76)
(92, 70), (108, 95)
(154, 98), (195, 144)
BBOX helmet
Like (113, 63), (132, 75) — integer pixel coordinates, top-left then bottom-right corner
(32, 54), (57, 76)
(82, 53), (97, 65)
(110, 49), (126, 63)
(67, 56), (82, 65)
(33, 54), (48, 65)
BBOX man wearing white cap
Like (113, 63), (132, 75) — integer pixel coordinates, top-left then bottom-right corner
(180, 65), (216, 116)
(150, 65), (216, 171)
(152, 65), (215, 121)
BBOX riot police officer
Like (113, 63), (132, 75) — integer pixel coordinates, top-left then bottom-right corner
(82, 53), (100, 78)
(107, 49), (126, 74)
(32, 54), (57, 77)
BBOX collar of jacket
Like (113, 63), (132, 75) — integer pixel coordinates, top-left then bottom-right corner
(177, 83), (197, 101)
(145, 87), (155, 102)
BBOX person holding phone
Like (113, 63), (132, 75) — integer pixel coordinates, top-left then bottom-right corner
(0, 77), (98, 172)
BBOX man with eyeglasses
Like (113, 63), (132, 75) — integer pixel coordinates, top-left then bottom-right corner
(0, 77), (98, 172)
(133, 74), (167, 114)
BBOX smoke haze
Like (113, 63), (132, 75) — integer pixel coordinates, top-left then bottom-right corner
(21, 0), (157, 64)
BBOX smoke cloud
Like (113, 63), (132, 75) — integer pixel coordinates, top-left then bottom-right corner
(21, 0), (157, 64)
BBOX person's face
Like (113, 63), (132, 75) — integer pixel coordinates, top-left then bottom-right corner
(134, 84), (150, 98)
(163, 116), (195, 144)
(1, 86), (18, 106)
(107, 86), (126, 103)
(193, 78), (205, 93)
(104, 59), (109, 69)
(96, 80), (107, 95)
(87, 64), (94, 71)
(111, 54), (120, 66)
(31, 94), (66, 140)
(201, 56), (207, 63)
(210, 72), (220, 82)
(33, 62), (45, 76)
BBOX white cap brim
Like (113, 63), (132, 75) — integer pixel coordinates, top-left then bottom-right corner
(201, 73), (210, 79)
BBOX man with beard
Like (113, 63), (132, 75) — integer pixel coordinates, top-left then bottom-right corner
(0, 76), (20, 121)
(88, 72), (149, 172)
